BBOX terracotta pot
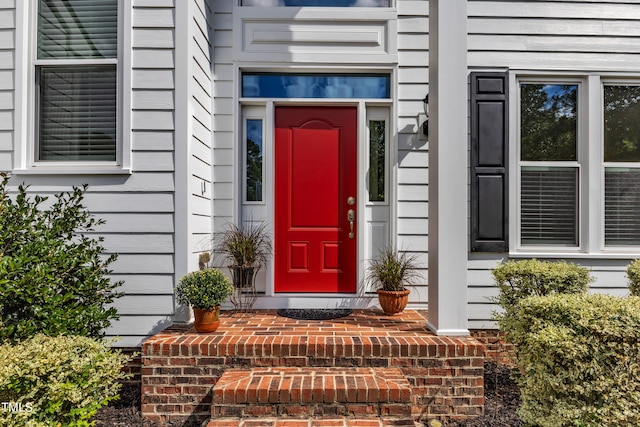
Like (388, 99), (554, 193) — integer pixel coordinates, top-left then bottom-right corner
(376, 289), (410, 315)
(193, 306), (221, 333)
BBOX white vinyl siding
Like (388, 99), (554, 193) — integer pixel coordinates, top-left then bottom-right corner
(396, 0), (428, 306)
(0, 0), (14, 170)
(101, 0), (179, 347)
(468, 0), (640, 329)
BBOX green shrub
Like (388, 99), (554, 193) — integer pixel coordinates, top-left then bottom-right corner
(492, 259), (592, 322)
(0, 175), (122, 343)
(503, 293), (640, 427)
(0, 334), (132, 427)
(627, 259), (640, 296)
(175, 268), (234, 310)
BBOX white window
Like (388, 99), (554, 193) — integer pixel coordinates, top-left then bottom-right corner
(36, 0), (118, 163)
(515, 76), (640, 254)
(15, 0), (130, 173)
(603, 84), (640, 246)
(518, 81), (580, 247)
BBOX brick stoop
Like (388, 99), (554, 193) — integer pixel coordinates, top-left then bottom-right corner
(204, 417), (421, 426)
(141, 310), (485, 426)
(212, 367), (412, 419)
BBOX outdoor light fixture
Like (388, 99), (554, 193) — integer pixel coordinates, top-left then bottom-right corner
(418, 93), (429, 140)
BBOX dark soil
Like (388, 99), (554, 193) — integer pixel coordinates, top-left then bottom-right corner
(441, 362), (523, 427)
(93, 362), (522, 427)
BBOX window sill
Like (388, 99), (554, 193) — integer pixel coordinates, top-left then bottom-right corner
(510, 251), (640, 260)
(12, 167), (132, 176)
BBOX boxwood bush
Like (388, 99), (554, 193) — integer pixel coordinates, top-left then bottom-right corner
(627, 259), (640, 296)
(0, 175), (122, 343)
(492, 259), (592, 323)
(503, 293), (640, 427)
(0, 334), (132, 427)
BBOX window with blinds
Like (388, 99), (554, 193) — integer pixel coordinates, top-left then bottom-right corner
(604, 85), (640, 246)
(521, 167), (578, 245)
(519, 83), (579, 247)
(36, 0), (118, 162)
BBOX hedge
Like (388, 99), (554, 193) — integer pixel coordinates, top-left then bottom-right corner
(503, 293), (640, 427)
(0, 334), (132, 427)
(492, 259), (592, 325)
(627, 259), (640, 296)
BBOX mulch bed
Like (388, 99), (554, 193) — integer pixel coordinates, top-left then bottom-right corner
(442, 361), (523, 427)
(93, 361), (522, 427)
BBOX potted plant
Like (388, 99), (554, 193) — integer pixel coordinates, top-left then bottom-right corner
(214, 222), (272, 289)
(175, 268), (233, 332)
(367, 247), (420, 315)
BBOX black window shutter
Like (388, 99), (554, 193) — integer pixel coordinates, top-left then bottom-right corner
(470, 71), (509, 252)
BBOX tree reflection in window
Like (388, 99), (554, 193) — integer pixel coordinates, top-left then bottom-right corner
(369, 120), (385, 202)
(520, 84), (577, 161)
(246, 119), (263, 202)
(242, 0), (389, 6)
(604, 85), (640, 162)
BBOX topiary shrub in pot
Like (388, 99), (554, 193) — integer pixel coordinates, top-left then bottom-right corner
(175, 268), (233, 332)
(367, 246), (420, 315)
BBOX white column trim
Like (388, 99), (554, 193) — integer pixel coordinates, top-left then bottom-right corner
(427, 0), (470, 336)
(173, 0), (194, 323)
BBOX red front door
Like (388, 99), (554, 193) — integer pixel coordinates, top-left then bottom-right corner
(274, 106), (357, 293)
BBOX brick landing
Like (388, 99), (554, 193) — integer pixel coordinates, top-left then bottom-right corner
(141, 310), (485, 426)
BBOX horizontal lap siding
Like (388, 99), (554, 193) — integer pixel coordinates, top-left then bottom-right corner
(190, 0), (213, 257)
(0, 1), (13, 170)
(0, 0), (178, 347)
(468, 0), (640, 329)
(398, 0), (429, 305)
(103, 0), (178, 347)
(211, 0), (233, 232)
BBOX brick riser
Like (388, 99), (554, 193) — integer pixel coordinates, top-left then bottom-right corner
(211, 367), (412, 420)
(141, 310), (485, 426)
(206, 418), (420, 426)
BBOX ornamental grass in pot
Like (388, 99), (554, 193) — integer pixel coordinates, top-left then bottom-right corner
(175, 268), (233, 332)
(367, 247), (420, 315)
(214, 222), (272, 289)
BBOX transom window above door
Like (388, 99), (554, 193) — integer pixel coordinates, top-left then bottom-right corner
(242, 0), (390, 6)
(242, 73), (391, 99)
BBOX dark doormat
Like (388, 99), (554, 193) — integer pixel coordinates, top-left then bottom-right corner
(276, 308), (353, 320)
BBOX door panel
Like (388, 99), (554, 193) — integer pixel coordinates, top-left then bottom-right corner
(275, 106), (357, 293)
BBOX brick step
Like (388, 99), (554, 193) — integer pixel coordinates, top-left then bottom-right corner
(211, 367), (412, 419)
(204, 416), (420, 427)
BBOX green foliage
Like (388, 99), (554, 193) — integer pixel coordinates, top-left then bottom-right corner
(627, 259), (640, 296)
(175, 268), (234, 310)
(502, 293), (640, 427)
(0, 176), (122, 343)
(366, 247), (420, 291)
(0, 334), (132, 427)
(492, 259), (592, 323)
(214, 222), (272, 268)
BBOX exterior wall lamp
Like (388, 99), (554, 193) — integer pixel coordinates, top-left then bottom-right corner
(418, 93), (429, 140)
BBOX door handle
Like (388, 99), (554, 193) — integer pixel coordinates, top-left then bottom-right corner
(347, 209), (355, 239)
